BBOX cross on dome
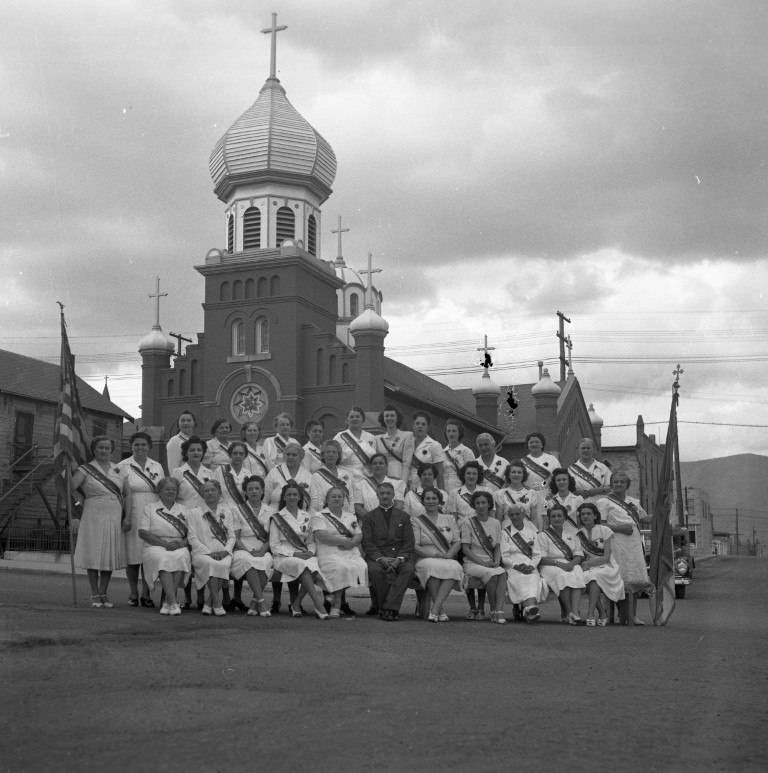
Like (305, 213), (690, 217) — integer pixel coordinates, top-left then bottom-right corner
(261, 12), (287, 80)
(148, 276), (168, 329)
(477, 335), (495, 370)
(331, 215), (349, 266)
(360, 252), (382, 309)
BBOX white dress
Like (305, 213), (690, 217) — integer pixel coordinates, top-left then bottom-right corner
(213, 464), (251, 508)
(411, 512), (464, 591)
(597, 495), (653, 593)
(245, 445), (271, 478)
(165, 432), (190, 477)
(310, 509), (367, 592)
(499, 519), (548, 604)
(538, 529), (586, 593)
(460, 516), (506, 584)
(521, 452), (560, 489)
(353, 475), (406, 514)
(577, 525), (625, 602)
(334, 430), (377, 483)
(262, 434), (293, 469)
(302, 443), (323, 475)
(139, 503), (191, 586)
(546, 492), (585, 536)
(476, 454), (508, 492)
(403, 486), (449, 517)
(446, 485), (493, 522)
(264, 465), (313, 510)
(202, 438), (230, 471)
(172, 463), (213, 511)
(309, 466), (354, 514)
(493, 487), (535, 523)
(186, 505), (235, 589)
(375, 430), (415, 484)
(442, 444), (475, 496)
(569, 459), (611, 500)
(230, 503), (275, 580)
(409, 437), (446, 488)
(116, 456), (164, 565)
(269, 508), (329, 587)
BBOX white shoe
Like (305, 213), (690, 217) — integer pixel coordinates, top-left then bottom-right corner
(202, 604), (212, 616)
(213, 606), (226, 616)
(169, 604), (181, 616)
(159, 603), (171, 616)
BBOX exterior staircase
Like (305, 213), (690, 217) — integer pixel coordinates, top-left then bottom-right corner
(0, 453), (56, 539)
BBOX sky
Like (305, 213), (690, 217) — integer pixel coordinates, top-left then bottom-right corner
(1, 0), (767, 463)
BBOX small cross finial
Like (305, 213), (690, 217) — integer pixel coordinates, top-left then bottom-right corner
(331, 215), (349, 265)
(565, 335), (574, 375)
(673, 363), (684, 381)
(148, 276), (168, 329)
(477, 335), (496, 369)
(261, 12), (287, 80)
(360, 251), (382, 309)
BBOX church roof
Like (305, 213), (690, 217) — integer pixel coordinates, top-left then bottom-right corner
(209, 78), (337, 202)
(0, 349), (133, 419)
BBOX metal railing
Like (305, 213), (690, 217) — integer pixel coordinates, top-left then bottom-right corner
(0, 452), (54, 506)
(5, 526), (71, 553)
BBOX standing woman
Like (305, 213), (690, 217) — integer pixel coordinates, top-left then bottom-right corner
(335, 406), (376, 484)
(71, 436), (132, 608)
(311, 487), (367, 618)
(474, 433), (507, 493)
(520, 432), (559, 490)
(403, 463), (448, 517)
(264, 441), (312, 509)
(460, 491), (508, 624)
(494, 461), (537, 527)
(231, 475), (274, 617)
(598, 471), (653, 625)
(202, 418), (231, 471)
(375, 405), (414, 489)
(269, 481), (330, 619)
(166, 411), (198, 476)
(213, 441), (251, 509)
(137, 477), (191, 616)
(262, 412), (295, 469)
(446, 460), (492, 522)
(172, 436), (211, 510)
(187, 480), (235, 615)
(241, 421), (270, 478)
(545, 468), (584, 535)
(309, 439), (353, 514)
(442, 418), (475, 497)
(409, 411), (446, 491)
(302, 419), (325, 474)
(569, 438), (612, 501)
(412, 489), (463, 622)
(117, 431), (164, 607)
(538, 503), (587, 625)
(576, 502), (625, 626)
(353, 453), (405, 517)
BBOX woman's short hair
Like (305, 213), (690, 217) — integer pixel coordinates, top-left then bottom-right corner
(548, 503), (568, 520)
(525, 431), (546, 449)
(347, 406), (366, 421)
(548, 467), (576, 494)
(377, 405), (404, 429)
(129, 431), (153, 449)
(475, 432), (495, 448)
(412, 410), (432, 426)
(369, 452), (388, 468)
(210, 418), (231, 435)
(504, 460), (529, 484)
(283, 440), (305, 460)
(240, 421), (262, 443)
(459, 460), (484, 485)
(155, 477), (180, 495)
(176, 410), (198, 428)
(324, 486), (347, 507)
(577, 502), (602, 524)
(417, 462), (439, 480)
(273, 412), (294, 430)
(242, 474), (266, 497)
(304, 419), (324, 435)
(202, 479), (222, 494)
(227, 440), (248, 457)
(444, 417), (465, 441)
(181, 435), (208, 461)
(470, 490), (494, 510)
(420, 487), (444, 506)
(577, 437), (594, 451)
(320, 439), (343, 459)
(89, 435), (115, 455)
(610, 470), (631, 487)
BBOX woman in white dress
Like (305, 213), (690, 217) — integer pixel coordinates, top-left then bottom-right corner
(412, 489), (463, 622)
(334, 406), (376, 484)
(264, 441), (312, 509)
(353, 453), (405, 517)
(538, 504), (586, 625)
(576, 502), (625, 626)
(241, 421), (270, 478)
(137, 477), (191, 616)
(460, 491), (508, 624)
(302, 419), (325, 474)
(309, 439), (353, 514)
(165, 410), (198, 477)
(442, 418), (475, 497)
(231, 475), (274, 617)
(409, 411), (446, 490)
(446, 460), (492, 522)
(403, 463), (448, 517)
(71, 436), (131, 608)
(500, 509), (548, 623)
(172, 436), (213, 511)
(117, 431), (165, 608)
(545, 468), (585, 535)
(311, 487), (367, 618)
(494, 460), (537, 527)
(568, 438), (612, 501)
(521, 432), (559, 490)
(474, 433), (507, 493)
(213, 441), (251, 509)
(202, 418), (231, 471)
(269, 481), (329, 620)
(375, 405), (414, 488)
(262, 412), (295, 469)
(186, 480), (235, 616)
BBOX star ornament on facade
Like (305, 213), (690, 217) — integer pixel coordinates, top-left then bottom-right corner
(232, 385), (266, 420)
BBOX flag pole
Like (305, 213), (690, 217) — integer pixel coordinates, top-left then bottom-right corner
(65, 456), (78, 607)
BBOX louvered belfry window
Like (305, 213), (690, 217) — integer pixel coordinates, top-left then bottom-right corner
(227, 214), (234, 252)
(243, 207), (261, 249)
(276, 206), (295, 246)
(307, 214), (317, 256)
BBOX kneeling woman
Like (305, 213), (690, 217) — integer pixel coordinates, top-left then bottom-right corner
(311, 487), (367, 618)
(269, 481), (330, 620)
(538, 503), (586, 625)
(460, 491), (508, 624)
(231, 475), (275, 617)
(137, 477), (192, 616)
(500, 508), (548, 623)
(576, 502), (625, 626)
(187, 480), (235, 615)
(412, 489), (463, 622)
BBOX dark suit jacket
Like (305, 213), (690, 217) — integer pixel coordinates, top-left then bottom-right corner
(361, 506), (414, 562)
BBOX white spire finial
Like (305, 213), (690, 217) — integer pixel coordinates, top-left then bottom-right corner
(261, 12), (287, 80)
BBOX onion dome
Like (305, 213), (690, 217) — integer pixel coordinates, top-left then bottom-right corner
(349, 308), (389, 335)
(531, 367), (561, 396)
(209, 78), (337, 203)
(472, 369), (501, 396)
(139, 327), (174, 354)
(335, 263), (364, 288)
(588, 403), (604, 428)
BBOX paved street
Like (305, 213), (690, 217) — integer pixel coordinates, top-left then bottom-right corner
(1, 556), (766, 773)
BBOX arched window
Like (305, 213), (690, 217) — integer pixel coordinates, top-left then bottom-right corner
(167, 379), (174, 398)
(350, 293), (359, 317)
(220, 281), (231, 302)
(276, 206), (295, 246)
(257, 277), (267, 297)
(233, 280), (244, 300)
(245, 278), (255, 298)
(307, 214), (317, 256)
(329, 354), (337, 385)
(227, 214), (234, 253)
(190, 360), (199, 394)
(243, 206), (261, 249)
(316, 348), (323, 385)
(270, 275), (280, 296)
(232, 320), (245, 356)
(341, 363), (349, 384)
(178, 369), (186, 395)
(255, 317), (269, 354)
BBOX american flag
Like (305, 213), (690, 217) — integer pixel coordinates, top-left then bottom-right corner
(53, 311), (89, 492)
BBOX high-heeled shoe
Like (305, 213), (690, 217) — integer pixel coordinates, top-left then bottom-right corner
(314, 608), (330, 620)
(289, 604), (303, 618)
(256, 598), (271, 617)
(100, 595), (114, 608)
(90, 595), (103, 608)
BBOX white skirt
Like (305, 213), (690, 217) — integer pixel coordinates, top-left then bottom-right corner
(540, 565), (586, 593)
(582, 563), (625, 602)
(272, 555), (329, 589)
(230, 549), (274, 580)
(316, 548), (367, 592)
(463, 560), (507, 586)
(142, 546), (191, 586)
(191, 553), (232, 589)
(414, 557), (465, 592)
(501, 562), (549, 604)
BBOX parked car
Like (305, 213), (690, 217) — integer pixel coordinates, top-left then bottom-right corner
(641, 528), (693, 599)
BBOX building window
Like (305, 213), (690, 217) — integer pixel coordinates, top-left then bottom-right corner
(350, 293), (359, 317)
(233, 280), (244, 300)
(245, 278), (255, 298)
(316, 348), (323, 384)
(307, 214), (317, 256)
(329, 354), (337, 385)
(270, 275), (280, 296)
(232, 320), (245, 355)
(341, 363), (349, 384)
(227, 214), (234, 252)
(256, 317), (269, 354)
(276, 206), (295, 246)
(243, 206), (261, 249)
(220, 281), (231, 302)
(257, 277), (267, 297)
(167, 379), (174, 397)
(178, 369), (186, 395)
(190, 360), (199, 394)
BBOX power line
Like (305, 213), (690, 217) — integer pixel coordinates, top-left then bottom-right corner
(604, 420), (768, 428)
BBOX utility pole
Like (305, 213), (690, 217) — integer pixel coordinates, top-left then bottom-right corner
(672, 365), (684, 528)
(735, 507), (740, 555)
(556, 311), (571, 382)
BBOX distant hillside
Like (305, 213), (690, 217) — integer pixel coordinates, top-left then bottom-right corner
(680, 454), (766, 545)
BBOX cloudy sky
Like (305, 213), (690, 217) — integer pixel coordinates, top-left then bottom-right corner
(2, 0), (767, 462)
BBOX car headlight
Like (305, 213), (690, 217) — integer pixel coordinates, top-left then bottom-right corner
(675, 558), (689, 575)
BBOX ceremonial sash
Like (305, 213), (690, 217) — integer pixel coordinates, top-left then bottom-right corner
(240, 504), (269, 542)
(316, 467), (350, 498)
(363, 475), (382, 496)
(411, 439), (431, 468)
(552, 496), (578, 527)
(577, 530), (604, 557)
(521, 456), (551, 485)
(130, 463), (158, 493)
(222, 465), (246, 505)
(569, 463), (602, 489)
(505, 527), (533, 559)
(481, 466), (505, 489)
(380, 435), (403, 464)
(271, 511), (307, 551)
(321, 511), (355, 539)
(417, 514), (451, 552)
(606, 494), (641, 529)
(204, 511), (228, 545)
(247, 449), (269, 476)
(274, 435), (288, 454)
(183, 469), (207, 498)
(307, 445), (322, 461)
(445, 449), (463, 476)
(544, 527), (573, 560)
(82, 464), (124, 507)
(460, 490), (473, 507)
(340, 431), (372, 466)
(469, 516), (495, 559)
(156, 507), (187, 538)
(504, 490), (530, 507)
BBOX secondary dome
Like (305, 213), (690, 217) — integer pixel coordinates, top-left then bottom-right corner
(209, 78), (337, 203)
(472, 370), (501, 396)
(138, 327), (174, 354)
(349, 308), (389, 335)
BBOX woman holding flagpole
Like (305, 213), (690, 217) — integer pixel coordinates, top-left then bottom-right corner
(72, 436), (131, 608)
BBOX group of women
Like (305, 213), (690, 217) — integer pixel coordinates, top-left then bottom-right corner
(71, 407), (653, 625)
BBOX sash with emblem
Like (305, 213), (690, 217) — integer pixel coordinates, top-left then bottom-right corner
(569, 463), (602, 489)
(543, 527), (574, 560)
(222, 465), (246, 505)
(576, 530), (604, 557)
(321, 510), (355, 538)
(504, 526), (534, 559)
(480, 462), (505, 489)
(240, 503), (269, 543)
(552, 496), (579, 528)
(316, 467), (350, 499)
(521, 456), (552, 486)
(411, 439), (431, 468)
(130, 463), (158, 493)
(272, 511), (307, 551)
(459, 489), (473, 507)
(504, 490), (530, 508)
(204, 511), (228, 545)
(340, 431), (372, 467)
(417, 514), (451, 552)
(274, 435), (288, 454)
(247, 449), (269, 477)
(469, 516), (496, 559)
(82, 464), (125, 507)
(183, 469), (207, 498)
(606, 494), (641, 529)
(445, 448), (463, 477)
(380, 435), (404, 464)
(156, 507), (187, 539)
